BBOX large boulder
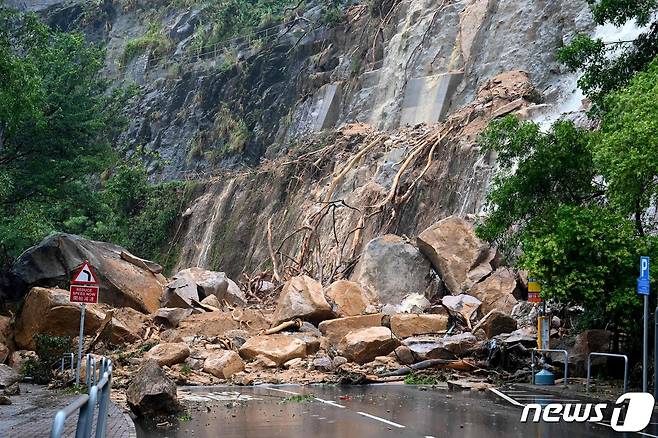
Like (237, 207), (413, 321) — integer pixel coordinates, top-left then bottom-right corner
(472, 310), (517, 338)
(390, 314), (449, 338)
(404, 332), (477, 360)
(177, 310), (269, 338)
(144, 343), (190, 367)
(352, 235), (432, 305)
(417, 217), (494, 294)
(110, 307), (149, 344)
(468, 268), (518, 315)
(318, 314), (384, 347)
(272, 276), (335, 324)
(442, 294), (481, 322)
(324, 280), (371, 317)
(14, 287), (106, 350)
(338, 326), (400, 364)
(162, 267), (246, 308)
(203, 350), (245, 379)
(127, 360), (181, 417)
(10, 233), (166, 313)
(239, 334), (307, 367)
(566, 329), (611, 375)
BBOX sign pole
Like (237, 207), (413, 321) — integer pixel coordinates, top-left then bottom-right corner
(644, 294), (649, 392)
(638, 256), (650, 393)
(75, 303), (85, 386)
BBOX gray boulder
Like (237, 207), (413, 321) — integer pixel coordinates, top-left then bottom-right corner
(162, 267), (246, 308)
(352, 235), (432, 305)
(417, 217), (494, 295)
(403, 332), (477, 360)
(127, 360), (181, 417)
(10, 233), (166, 313)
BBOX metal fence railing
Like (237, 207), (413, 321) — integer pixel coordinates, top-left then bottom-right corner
(586, 352), (628, 393)
(530, 348), (569, 387)
(50, 357), (113, 438)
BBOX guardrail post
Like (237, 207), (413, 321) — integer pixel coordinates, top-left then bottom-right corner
(586, 352), (628, 394)
(50, 411), (66, 438)
(95, 369), (112, 438)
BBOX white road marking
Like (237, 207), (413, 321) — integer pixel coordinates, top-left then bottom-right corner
(314, 397), (346, 408)
(266, 387), (303, 396)
(488, 388), (524, 406)
(357, 411), (406, 428)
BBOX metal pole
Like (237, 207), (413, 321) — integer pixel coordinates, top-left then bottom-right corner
(644, 295), (649, 392)
(654, 306), (658, 398)
(75, 304), (85, 386)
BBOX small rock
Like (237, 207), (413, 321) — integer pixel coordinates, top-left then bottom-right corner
(283, 358), (304, 369)
(332, 356), (348, 368)
(0, 364), (20, 388)
(312, 356), (333, 372)
(397, 293), (431, 314)
(200, 295), (222, 309)
(153, 308), (194, 328)
(160, 329), (184, 343)
(338, 326), (400, 364)
(0, 395), (11, 405)
(203, 350), (245, 379)
(3, 382), (19, 396)
(392, 345), (415, 365)
(442, 294), (481, 322)
(144, 343), (190, 367)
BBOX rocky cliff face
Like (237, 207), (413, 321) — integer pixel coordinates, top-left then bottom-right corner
(11, 0), (595, 276)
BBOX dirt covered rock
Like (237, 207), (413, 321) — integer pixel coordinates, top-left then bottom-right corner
(127, 360), (181, 417)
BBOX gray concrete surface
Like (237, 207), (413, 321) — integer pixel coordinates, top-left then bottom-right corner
(134, 383), (655, 437)
(0, 383), (136, 438)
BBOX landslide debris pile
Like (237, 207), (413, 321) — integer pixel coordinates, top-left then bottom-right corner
(0, 213), (606, 413)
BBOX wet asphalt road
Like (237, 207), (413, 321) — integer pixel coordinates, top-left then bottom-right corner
(134, 384), (658, 438)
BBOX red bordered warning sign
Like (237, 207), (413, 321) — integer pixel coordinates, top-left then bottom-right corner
(70, 260), (99, 303)
(71, 261), (98, 285)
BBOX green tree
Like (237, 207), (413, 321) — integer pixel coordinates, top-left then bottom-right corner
(0, 9), (119, 264)
(477, 57), (658, 330)
(557, 1), (658, 107)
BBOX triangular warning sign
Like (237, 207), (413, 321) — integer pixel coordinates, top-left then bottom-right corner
(72, 261), (98, 284)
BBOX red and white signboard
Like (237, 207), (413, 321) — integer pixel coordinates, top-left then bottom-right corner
(70, 261), (99, 303)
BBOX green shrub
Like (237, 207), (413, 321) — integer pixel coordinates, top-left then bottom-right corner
(22, 334), (72, 384)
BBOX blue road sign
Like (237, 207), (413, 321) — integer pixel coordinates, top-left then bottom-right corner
(638, 256), (650, 295)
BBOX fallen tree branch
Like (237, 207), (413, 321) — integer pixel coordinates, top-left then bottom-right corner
(378, 358), (477, 376)
(264, 318), (303, 335)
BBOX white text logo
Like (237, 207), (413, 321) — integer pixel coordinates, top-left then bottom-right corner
(520, 392), (654, 432)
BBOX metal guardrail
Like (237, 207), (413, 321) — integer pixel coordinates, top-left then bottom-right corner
(530, 348), (569, 387)
(50, 357), (113, 438)
(587, 352), (628, 393)
(60, 353), (74, 373)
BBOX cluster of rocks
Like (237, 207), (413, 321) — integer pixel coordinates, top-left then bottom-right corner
(0, 221), (601, 414)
